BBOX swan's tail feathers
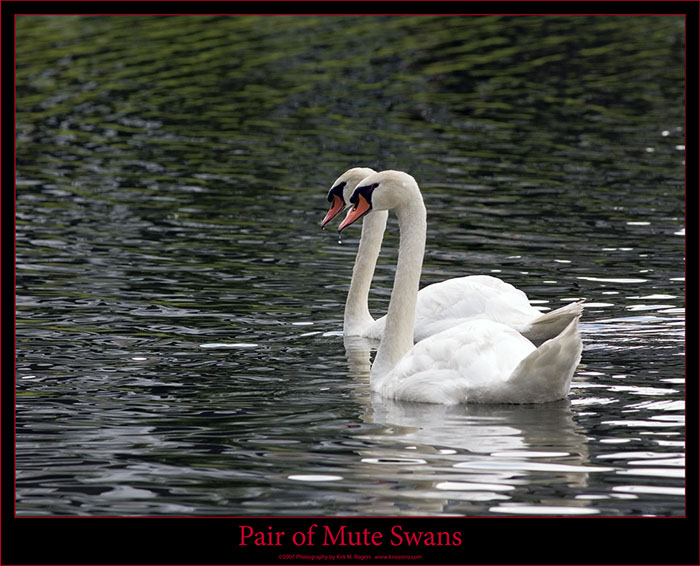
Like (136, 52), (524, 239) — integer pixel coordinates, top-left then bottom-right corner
(521, 300), (585, 346)
(505, 315), (583, 403)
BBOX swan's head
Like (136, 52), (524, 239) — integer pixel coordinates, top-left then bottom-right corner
(321, 167), (377, 228)
(338, 170), (420, 232)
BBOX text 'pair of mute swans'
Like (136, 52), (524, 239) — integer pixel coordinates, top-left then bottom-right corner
(321, 168), (584, 404)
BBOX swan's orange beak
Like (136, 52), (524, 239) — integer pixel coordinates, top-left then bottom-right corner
(321, 195), (344, 228)
(338, 194), (372, 232)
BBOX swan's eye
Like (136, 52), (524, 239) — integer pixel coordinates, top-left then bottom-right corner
(327, 181), (346, 203)
(349, 183), (379, 207)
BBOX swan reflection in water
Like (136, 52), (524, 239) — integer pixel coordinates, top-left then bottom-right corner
(341, 335), (604, 516)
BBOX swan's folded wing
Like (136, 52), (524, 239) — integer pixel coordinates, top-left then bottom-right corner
(375, 319), (535, 404)
(519, 301), (584, 346)
(366, 276), (577, 344)
(413, 275), (538, 339)
(502, 316), (583, 403)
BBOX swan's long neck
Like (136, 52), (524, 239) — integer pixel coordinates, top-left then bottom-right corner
(370, 194), (426, 382)
(343, 210), (388, 335)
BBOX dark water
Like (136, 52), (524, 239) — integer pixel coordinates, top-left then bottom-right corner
(16, 15), (685, 517)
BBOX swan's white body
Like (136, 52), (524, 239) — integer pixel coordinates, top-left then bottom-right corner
(369, 275), (582, 346)
(376, 317), (582, 404)
(325, 168), (583, 346)
(338, 170), (583, 405)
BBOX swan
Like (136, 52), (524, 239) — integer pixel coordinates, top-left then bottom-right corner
(322, 168), (583, 346)
(337, 170), (583, 404)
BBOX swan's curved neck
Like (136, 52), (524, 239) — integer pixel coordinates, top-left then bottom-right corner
(343, 210), (388, 335)
(370, 195), (426, 381)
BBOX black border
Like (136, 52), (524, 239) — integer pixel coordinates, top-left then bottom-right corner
(4, 2), (699, 565)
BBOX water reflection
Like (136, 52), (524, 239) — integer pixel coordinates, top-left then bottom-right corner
(363, 395), (596, 513)
(339, 336), (599, 515)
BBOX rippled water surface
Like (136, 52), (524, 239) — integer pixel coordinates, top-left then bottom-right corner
(16, 15), (685, 517)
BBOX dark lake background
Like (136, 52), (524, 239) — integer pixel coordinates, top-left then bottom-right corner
(15, 15), (685, 519)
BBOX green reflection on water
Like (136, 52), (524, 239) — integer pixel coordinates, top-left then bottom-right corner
(17, 15), (683, 185)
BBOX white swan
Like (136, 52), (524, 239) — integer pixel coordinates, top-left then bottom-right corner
(322, 168), (583, 346)
(337, 170), (583, 404)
